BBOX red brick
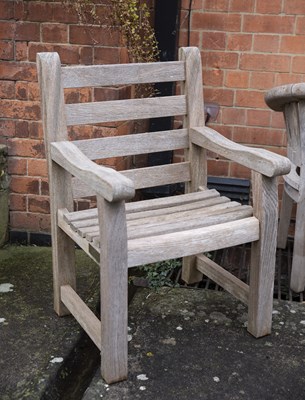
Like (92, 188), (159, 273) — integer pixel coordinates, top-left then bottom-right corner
(280, 36), (305, 54)
(28, 43), (79, 64)
(203, 69), (224, 87)
(255, 0), (282, 14)
(28, 82), (40, 101)
(80, 46), (93, 65)
(227, 33), (252, 51)
(250, 72), (275, 90)
(235, 90), (266, 108)
(8, 138), (45, 158)
(15, 81), (28, 101)
(192, 12), (241, 32)
(10, 212), (51, 232)
(240, 54), (290, 73)
(0, 100), (40, 120)
(270, 112), (285, 129)
(28, 159), (48, 177)
(202, 0), (229, 11)
(40, 179), (49, 196)
(28, 121), (43, 139)
(0, 61), (37, 81)
(233, 126), (284, 147)
(52, 3), (78, 23)
(15, 22), (40, 41)
(204, 87), (234, 106)
(182, 0), (202, 10)
(14, 0), (27, 21)
(275, 73), (304, 86)
(207, 159), (230, 177)
(0, 80), (15, 99)
(15, 121), (30, 138)
(94, 47), (121, 64)
(0, 119), (15, 137)
(8, 157), (27, 175)
(243, 15), (295, 34)
(284, 0), (305, 14)
(246, 109), (271, 127)
(0, 0), (14, 19)
(9, 194), (27, 212)
(229, 0), (255, 12)
(41, 23), (68, 43)
(221, 107), (246, 125)
(27, 2), (54, 22)
(253, 35), (280, 53)
(0, 40), (14, 60)
(229, 162), (251, 179)
(296, 17), (305, 35)
(225, 71), (249, 88)
(10, 176), (40, 195)
(202, 51), (238, 69)
(0, 21), (15, 40)
(292, 56), (305, 73)
(28, 196), (50, 214)
(70, 25), (120, 46)
(202, 32), (226, 50)
(15, 42), (28, 61)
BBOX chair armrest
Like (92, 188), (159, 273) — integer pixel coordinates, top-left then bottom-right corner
(190, 126), (291, 178)
(50, 141), (135, 202)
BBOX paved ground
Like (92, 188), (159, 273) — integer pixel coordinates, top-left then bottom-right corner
(1, 245), (305, 400)
(84, 288), (305, 400)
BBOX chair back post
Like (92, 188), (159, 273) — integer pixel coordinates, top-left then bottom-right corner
(37, 52), (76, 315)
(179, 47), (208, 284)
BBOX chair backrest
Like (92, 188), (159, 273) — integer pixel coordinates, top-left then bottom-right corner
(265, 83), (305, 168)
(37, 47), (206, 199)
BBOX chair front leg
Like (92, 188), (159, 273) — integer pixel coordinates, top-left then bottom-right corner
(97, 196), (128, 384)
(248, 172), (278, 338)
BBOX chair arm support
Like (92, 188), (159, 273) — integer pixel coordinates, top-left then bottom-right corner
(50, 141), (135, 202)
(190, 126), (291, 178)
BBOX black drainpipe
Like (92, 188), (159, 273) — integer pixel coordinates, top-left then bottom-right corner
(142, 0), (182, 199)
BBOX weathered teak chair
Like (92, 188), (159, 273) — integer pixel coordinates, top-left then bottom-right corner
(266, 84), (305, 293)
(37, 48), (290, 384)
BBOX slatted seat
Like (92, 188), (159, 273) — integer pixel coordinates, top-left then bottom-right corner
(37, 47), (291, 384)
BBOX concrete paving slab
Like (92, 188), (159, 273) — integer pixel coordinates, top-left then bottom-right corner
(0, 245), (100, 400)
(83, 287), (305, 400)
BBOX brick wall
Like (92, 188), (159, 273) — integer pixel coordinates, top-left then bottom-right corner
(0, 0), (131, 241)
(180, 0), (305, 181)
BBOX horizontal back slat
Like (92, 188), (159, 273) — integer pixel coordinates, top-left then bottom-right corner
(72, 129), (189, 160)
(65, 95), (187, 126)
(62, 61), (185, 88)
(72, 162), (191, 198)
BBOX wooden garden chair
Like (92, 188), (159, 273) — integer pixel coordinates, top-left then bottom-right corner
(37, 47), (290, 384)
(266, 84), (305, 293)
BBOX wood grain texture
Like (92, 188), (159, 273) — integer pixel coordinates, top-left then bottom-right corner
(179, 47), (207, 284)
(128, 217), (259, 268)
(284, 102), (301, 166)
(290, 197), (305, 293)
(65, 95), (187, 125)
(72, 162), (191, 197)
(196, 254), (249, 305)
(73, 129), (189, 160)
(37, 52), (76, 316)
(61, 285), (101, 350)
(51, 141), (135, 202)
(191, 126), (291, 178)
(265, 82), (305, 112)
(248, 172), (278, 338)
(97, 197), (128, 383)
(62, 61), (185, 88)
(277, 190), (293, 249)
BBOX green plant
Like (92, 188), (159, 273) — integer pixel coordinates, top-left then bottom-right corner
(137, 259), (181, 289)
